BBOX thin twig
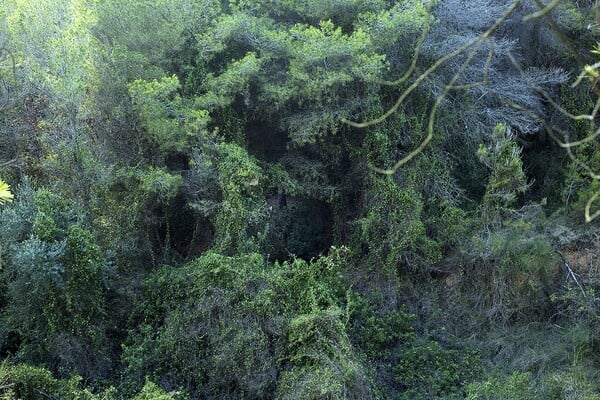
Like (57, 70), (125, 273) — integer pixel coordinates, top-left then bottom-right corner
(523, 0), (562, 21)
(380, 0), (436, 86)
(557, 250), (587, 297)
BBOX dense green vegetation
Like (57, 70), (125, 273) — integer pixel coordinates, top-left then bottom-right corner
(1, 0), (600, 398)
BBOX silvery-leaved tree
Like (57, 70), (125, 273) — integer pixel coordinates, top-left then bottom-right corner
(344, 0), (599, 220)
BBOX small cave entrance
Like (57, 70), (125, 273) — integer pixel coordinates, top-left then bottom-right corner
(154, 194), (215, 261)
(164, 151), (190, 172)
(0, 331), (21, 358)
(265, 197), (334, 262)
(170, 208), (215, 260)
(520, 134), (567, 208)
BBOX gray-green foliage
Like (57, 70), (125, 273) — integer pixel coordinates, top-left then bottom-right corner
(348, 295), (481, 400)
(0, 184), (111, 377)
(466, 369), (600, 400)
(461, 217), (560, 325)
(466, 372), (543, 400)
(478, 124), (528, 221)
(423, 0), (569, 140)
(94, 0), (221, 82)
(0, 362), (183, 400)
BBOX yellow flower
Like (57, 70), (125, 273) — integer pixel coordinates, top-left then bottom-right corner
(0, 179), (14, 205)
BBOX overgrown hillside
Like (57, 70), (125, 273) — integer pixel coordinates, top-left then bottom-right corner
(1, 0), (599, 399)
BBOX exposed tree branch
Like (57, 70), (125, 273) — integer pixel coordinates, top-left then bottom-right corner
(523, 0), (562, 21)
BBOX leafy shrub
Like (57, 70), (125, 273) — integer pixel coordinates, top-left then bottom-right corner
(275, 307), (372, 400)
(122, 248), (369, 399)
(0, 362), (183, 400)
(0, 363), (95, 400)
(0, 184), (112, 378)
(465, 372), (542, 400)
(466, 369), (600, 400)
(462, 220), (560, 324)
(478, 124), (528, 222)
(350, 298), (480, 400)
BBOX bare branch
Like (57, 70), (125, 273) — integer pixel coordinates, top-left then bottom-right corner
(557, 250), (587, 297)
(380, 0), (436, 87)
(523, 0), (562, 21)
(585, 190), (600, 222)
